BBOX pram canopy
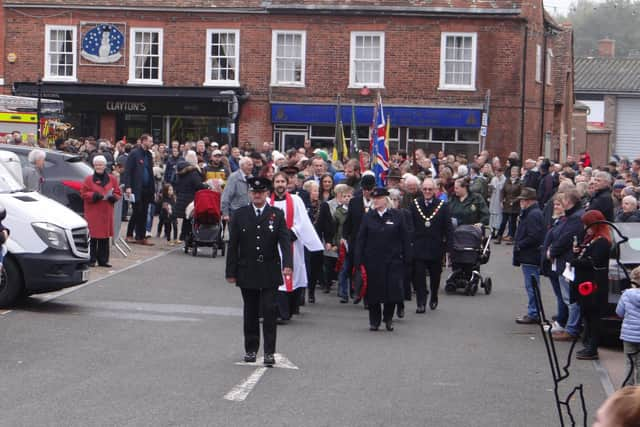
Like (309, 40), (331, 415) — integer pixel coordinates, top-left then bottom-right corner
(451, 225), (483, 251)
(193, 189), (221, 225)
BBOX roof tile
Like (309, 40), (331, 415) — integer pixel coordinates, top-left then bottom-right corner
(575, 57), (640, 94)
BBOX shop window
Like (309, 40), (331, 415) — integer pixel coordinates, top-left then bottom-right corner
(205, 30), (240, 86)
(271, 31), (306, 87)
(129, 28), (163, 85)
(349, 32), (385, 88)
(432, 128), (456, 141)
(310, 126), (336, 138)
(458, 129), (480, 142)
(442, 143), (479, 160)
(408, 128), (430, 141)
(439, 32), (477, 91)
(44, 25), (77, 82)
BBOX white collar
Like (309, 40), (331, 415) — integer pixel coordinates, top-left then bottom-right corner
(377, 208), (387, 217)
(252, 204), (266, 212)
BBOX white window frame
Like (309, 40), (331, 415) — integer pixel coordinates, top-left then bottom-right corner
(439, 32), (477, 91)
(128, 27), (164, 86)
(44, 25), (78, 82)
(535, 44), (542, 83)
(204, 29), (240, 87)
(546, 48), (553, 86)
(349, 31), (385, 89)
(270, 30), (306, 87)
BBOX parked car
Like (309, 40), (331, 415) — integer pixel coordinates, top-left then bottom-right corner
(0, 161), (89, 307)
(0, 145), (92, 214)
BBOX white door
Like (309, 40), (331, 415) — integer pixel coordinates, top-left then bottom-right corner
(616, 98), (640, 159)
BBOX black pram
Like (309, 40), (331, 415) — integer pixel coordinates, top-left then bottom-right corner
(445, 225), (492, 296)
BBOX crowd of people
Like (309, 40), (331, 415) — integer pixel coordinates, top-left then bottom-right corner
(4, 132), (640, 385)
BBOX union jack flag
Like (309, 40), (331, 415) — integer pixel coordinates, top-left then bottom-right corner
(371, 94), (389, 187)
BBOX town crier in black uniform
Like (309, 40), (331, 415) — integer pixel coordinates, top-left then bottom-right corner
(408, 178), (453, 312)
(226, 177), (293, 367)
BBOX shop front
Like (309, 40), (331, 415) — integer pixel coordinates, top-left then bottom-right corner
(13, 83), (243, 145)
(271, 102), (483, 158)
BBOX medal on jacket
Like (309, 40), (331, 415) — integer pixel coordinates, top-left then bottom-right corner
(414, 198), (443, 228)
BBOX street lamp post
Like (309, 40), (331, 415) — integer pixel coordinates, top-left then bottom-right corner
(36, 78), (43, 140)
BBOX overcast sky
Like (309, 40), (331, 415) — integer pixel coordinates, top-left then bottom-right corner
(543, 0), (604, 16)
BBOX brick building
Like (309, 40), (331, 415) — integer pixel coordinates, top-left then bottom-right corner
(2, 0), (573, 160)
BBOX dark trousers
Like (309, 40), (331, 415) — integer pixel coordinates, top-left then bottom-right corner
(276, 289), (300, 320)
(369, 303), (396, 327)
(498, 213), (518, 238)
(323, 256), (337, 290)
(90, 237), (110, 265)
(240, 287), (277, 355)
(413, 259), (443, 307)
(179, 217), (191, 241)
(582, 308), (602, 353)
(163, 218), (178, 241)
(131, 189), (154, 240)
(308, 251), (324, 297)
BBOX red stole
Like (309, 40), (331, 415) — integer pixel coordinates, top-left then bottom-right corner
(270, 192), (295, 292)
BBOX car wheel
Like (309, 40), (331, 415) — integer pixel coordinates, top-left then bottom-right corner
(0, 257), (24, 308)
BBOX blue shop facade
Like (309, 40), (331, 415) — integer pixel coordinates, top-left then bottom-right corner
(271, 103), (483, 159)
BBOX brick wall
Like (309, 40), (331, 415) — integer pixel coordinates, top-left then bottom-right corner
(0, 0), (5, 93)
(3, 0), (570, 160)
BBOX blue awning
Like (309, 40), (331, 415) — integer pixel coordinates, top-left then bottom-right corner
(271, 103), (481, 128)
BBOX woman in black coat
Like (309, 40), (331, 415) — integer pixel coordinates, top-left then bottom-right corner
(355, 187), (411, 332)
(174, 156), (207, 241)
(571, 210), (611, 360)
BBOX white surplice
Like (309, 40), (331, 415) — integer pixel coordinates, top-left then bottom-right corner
(271, 193), (324, 292)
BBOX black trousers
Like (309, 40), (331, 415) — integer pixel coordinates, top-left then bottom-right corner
(369, 303), (396, 327)
(498, 213), (519, 238)
(276, 289), (300, 320)
(179, 217), (191, 241)
(131, 189), (154, 240)
(240, 287), (277, 355)
(323, 256), (337, 289)
(582, 308), (602, 353)
(90, 237), (110, 265)
(413, 259), (443, 307)
(308, 251), (324, 297)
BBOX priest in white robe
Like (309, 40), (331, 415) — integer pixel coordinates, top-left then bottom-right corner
(270, 171), (323, 321)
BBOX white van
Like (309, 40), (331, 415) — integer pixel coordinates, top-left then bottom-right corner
(0, 159), (89, 306)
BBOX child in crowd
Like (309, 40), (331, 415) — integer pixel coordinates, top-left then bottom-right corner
(333, 184), (353, 303)
(159, 184), (178, 245)
(616, 266), (640, 385)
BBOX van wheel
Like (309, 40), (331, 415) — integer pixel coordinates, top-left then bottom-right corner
(0, 258), (24, 308)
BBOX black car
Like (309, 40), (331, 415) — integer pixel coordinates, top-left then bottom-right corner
(0, 145), (93, 214)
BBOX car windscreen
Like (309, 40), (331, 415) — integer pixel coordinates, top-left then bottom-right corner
(65, 156), (93, 175)
(0, 163), (25, 193)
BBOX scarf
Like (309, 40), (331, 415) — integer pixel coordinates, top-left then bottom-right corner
(270, 192), (295, 292)
(93, 172), (109, 188)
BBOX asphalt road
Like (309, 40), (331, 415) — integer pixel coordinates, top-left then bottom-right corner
(0, 244), (607, 427)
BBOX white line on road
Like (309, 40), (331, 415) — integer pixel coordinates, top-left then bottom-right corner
(224, 367), (269, 402)
(593, 360), (616, 396)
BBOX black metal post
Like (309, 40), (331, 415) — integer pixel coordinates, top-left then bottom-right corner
(36, 78), (43, 140)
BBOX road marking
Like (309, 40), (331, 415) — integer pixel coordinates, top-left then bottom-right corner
(79, 301), (242, 317)
(90, 310), (201, 322)
(0, 310), (10, 315)
(225, 354), (299, 402)
(593, 360), (616, 396)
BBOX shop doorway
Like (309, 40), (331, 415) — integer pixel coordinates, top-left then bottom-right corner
(281, 131), (307, 152)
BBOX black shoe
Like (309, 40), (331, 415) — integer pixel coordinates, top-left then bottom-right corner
(515, 315), (540, 324)
(385, 321), (394, 331)
(369, 324), (379, 331)
(264, 354), (275, 367)
(244, 352), (257, 363)
(340, 296), (348, 304)
(429, 299), (438, 310)
(88, 262), (96, 267)
(323, 287), (331, 294)
(397, 306), (405, 318)
(277, 318), (290, 325)
(416, 305), (426, 314)
(98, 263), (112, 268)
(353, 297), (362, 305)
(308, 294), (315, 304)
(576, 348), (599, 360)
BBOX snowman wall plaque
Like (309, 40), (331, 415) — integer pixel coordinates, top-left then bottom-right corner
(80, 24), (125, 65)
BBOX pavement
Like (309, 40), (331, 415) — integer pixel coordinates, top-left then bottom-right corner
(0, 234), (625, 426)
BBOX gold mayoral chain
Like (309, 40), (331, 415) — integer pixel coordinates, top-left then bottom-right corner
(414, 198), (443, 228)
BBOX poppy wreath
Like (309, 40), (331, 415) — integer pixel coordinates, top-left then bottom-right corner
(578, 281), (597, 297)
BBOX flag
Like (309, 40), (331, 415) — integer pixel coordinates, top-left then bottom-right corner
(350, 101), (358, 158)
(372, 94), (390, 186)
(332, 95), (348, 162)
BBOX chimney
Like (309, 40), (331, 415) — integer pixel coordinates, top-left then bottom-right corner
(598, 38), (615, 58)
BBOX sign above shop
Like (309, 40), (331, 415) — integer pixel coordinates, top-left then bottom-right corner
(106, 101), (147, 112)
(81, 24), (125, 64)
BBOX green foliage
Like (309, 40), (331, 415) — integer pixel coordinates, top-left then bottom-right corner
(564, 0), (640, 57)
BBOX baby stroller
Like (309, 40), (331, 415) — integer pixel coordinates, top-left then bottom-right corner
(444, 225), (492, 296)
(184, 189), (224, 258)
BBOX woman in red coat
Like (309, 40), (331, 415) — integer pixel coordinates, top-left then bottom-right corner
(81, 155), (122, 267)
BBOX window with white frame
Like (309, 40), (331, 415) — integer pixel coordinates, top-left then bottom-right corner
(129, 28), (163, 85)
(44, 25), (77, 81)
(439, 32), (477, 90)
(546, 48), (553, 85)
(205, 30), (240, 86)
(271, 31), (306, 86)
(535, 44), (542, 83)
(349, 32), (385, 88)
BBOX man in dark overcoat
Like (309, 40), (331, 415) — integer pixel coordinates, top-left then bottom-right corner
(409, 178), (454, 312)
(226, 177), (293, 367)
(123, 133), (155, 245)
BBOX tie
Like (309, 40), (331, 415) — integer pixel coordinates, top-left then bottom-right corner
(256, 208), (261, 217)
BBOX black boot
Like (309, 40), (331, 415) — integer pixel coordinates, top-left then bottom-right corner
(429, 283), (439, 310)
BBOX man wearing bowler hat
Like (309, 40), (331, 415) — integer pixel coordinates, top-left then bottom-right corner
(513, 187), (545, 325)
(226, 177), (293, 366)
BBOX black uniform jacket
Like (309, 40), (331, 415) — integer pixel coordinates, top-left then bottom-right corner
(226, 204), (293, 289)
(409, 198), (454, 261)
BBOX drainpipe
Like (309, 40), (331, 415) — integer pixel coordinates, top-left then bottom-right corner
(519, 25), (528, 158)
(539, 27), (548, 156)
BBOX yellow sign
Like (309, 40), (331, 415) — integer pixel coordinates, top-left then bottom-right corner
(0, 112), (37, 123)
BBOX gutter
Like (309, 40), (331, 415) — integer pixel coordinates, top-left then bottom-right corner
(519, 24), (528, 159)
(4, 4), (267, 14)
